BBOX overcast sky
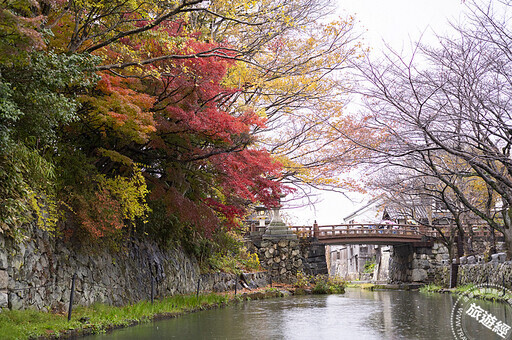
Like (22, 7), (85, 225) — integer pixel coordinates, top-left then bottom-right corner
(284, 0), (470, 226)
(337, 0), (467, 50)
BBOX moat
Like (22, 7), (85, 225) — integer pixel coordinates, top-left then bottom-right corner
(83, 288), (512, 340)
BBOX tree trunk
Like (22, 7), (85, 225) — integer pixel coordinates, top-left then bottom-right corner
(448, 240), (457, 288)
(451, 231), (465, 288)
(502, 227), (512, 259)
(490, 226), (497, 255)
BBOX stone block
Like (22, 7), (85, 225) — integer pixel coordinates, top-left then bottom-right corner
(467, 256), (476, 264)
(261, 241), (271, 248)
(0, 252), (7, 270)
(411, 259), (419, 269)
(419, 259), (430, 269)
(9, 293), (23, 310)
(0, 270), (8, 290)
(491, 254), (499, 263)
(411, 269), (428, 282)
(498, 253), (507, 263)
(0, 292), (7, 308)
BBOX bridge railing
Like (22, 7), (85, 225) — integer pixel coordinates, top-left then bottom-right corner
(288, 224), (438, 239)
(246, 223), (503, 240)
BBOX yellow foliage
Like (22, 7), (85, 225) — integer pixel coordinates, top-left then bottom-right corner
(98, 165), (151, 224)
(29, 192), (60, 234)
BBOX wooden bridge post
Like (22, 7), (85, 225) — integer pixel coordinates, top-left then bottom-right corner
(313, 220), (319, 238)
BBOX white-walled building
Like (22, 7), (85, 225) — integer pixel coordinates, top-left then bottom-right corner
(329, 196), (390, 282)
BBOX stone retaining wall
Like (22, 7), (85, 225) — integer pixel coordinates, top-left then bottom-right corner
(199, 272), (269, 292)
(415, 260), (512, 288)
(257, 239), (303, 283)
(301, 239), (328, 275)
(253, 237), (329, 283)
(0, 225), (268, 310)
(458, 262), (512, 288)
(388, 242), (449, 283)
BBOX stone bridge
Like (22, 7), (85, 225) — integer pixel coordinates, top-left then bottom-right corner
(248, 222), (445, 284)
(249, 219), (504, 284)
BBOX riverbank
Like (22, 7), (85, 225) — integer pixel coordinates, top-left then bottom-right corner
(346, 282), (424, 291)
(0, 273), (347, 340)
(0, 288), (288, 340)
(419, 283), (512, 303)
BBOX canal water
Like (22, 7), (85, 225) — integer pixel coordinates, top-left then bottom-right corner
(84, 288), (510, 339)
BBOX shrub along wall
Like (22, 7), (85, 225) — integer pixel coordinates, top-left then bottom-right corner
(0, 224), (268, 311)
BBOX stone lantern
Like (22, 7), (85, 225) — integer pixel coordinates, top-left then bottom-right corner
(262, 202), (297, 240)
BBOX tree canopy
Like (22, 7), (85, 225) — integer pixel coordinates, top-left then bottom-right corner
(0, 0), (361, 248)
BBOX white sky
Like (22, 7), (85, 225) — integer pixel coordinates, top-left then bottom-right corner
(284, 0), (469, 226)
(337, 0), (467, 51)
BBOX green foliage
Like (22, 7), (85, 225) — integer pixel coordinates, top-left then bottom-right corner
(294, 271), (312, 289)
(0, 143), (60, 239)
(311, 275), (346, 295)
(0, 80), (23, 147)
(205, 231), (261, 274)
(364, 259), (376, 273)
(420, 284), (512, 302)
(0, 46), (98, 238)
(363, 259), (376, 273)
(1, 52), (98, 146)
(140, 199), (182, 246)
(419, 284), (443, 293)
(453, 284), (476, 295)
(461, 286), (512, 302)
(294, 274), (347, 294)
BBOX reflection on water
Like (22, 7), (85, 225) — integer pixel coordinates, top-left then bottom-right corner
(84, 289), (510, 340)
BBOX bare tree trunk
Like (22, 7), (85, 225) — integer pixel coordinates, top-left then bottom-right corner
(502, 227), (512, 259)
(449, 242), (457, 288)
(489, 227), (497, 255)
(466, 228), (474, 255)
(450, 230), (464, 288)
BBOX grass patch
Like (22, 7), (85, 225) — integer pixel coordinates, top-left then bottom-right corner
(453, 284), (475, 294)
(359, 283), (376, 290)
(419, 283), (512, 303)
(0, 293), (231, 340)
(293, 272), (346, 295)
(359, 283), (387, 291)
(311, 276), (346, 294)
(454, 284), (512, 302)
(345, 283), (360, 288)
(419, 284), (443, 293)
